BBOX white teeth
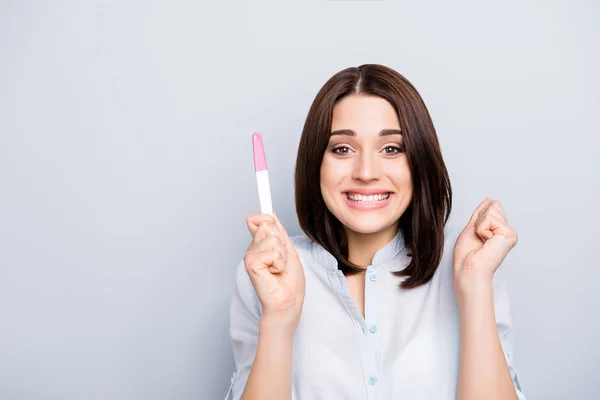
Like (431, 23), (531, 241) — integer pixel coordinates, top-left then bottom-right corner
(346, 193), (390, 203)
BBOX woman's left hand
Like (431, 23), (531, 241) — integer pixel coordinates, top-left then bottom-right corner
(453, 198), (519, 290)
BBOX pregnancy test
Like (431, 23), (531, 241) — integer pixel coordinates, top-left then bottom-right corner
(252, 132), (273, 215)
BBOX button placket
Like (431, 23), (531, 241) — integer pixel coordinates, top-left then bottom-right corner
(364, 265), (381, 398)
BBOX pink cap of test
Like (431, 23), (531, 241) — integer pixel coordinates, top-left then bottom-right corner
(252, 132), (268, 172)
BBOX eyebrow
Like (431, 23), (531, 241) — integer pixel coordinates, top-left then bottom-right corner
(330, 129), (403, 137)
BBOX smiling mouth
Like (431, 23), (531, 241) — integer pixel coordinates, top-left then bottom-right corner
(345, 192), (391, 204)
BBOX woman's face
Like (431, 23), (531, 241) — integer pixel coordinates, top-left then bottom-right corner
(320, 94), (413, 236)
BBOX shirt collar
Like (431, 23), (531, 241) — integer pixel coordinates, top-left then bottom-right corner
(311, 228), (407, 271)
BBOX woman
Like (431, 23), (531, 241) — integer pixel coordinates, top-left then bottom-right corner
(225, 64), (526, 399)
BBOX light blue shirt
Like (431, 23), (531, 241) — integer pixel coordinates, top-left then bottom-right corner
(225, 225), (525, 399)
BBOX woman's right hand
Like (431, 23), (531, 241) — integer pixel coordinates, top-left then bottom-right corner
(244, 213), (306, 328)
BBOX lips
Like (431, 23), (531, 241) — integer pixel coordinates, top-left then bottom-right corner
(344, 189), (391, 196)
(343, 191), (393, 210)
(346, 192), (390, 202)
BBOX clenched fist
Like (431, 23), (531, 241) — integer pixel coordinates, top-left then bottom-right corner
(244, 213), (306, 328)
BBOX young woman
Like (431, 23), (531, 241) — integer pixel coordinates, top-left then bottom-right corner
(225, 64), (526, 400)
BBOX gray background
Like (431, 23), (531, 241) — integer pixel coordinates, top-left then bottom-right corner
(1, 1), (598, 399)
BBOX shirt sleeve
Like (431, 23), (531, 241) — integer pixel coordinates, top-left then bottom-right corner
(493, 272), (527, 399)
(226, 259), (262, 400)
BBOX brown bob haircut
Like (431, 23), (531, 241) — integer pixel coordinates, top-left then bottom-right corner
(294, 64), (452, 290)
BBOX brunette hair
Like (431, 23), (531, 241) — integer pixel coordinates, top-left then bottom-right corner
(294, 64), (452, 289)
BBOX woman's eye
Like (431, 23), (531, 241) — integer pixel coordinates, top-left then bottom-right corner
(331, 146), (351, 154)
(383, 145), (405, 155)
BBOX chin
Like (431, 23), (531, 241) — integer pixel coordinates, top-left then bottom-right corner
(338, 214), (394, 235)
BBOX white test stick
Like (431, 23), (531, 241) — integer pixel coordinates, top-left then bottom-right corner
(252, 132), (273, 215)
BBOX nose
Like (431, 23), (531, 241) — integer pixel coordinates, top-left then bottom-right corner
(352, 151), (380, 182)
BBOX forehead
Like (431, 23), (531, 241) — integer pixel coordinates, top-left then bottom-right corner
(331, 95), (401, 135)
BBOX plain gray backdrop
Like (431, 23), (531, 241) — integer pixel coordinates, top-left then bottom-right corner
(1, 1), (599, 399)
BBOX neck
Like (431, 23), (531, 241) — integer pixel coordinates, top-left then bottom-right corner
(345, 222), (399, 268)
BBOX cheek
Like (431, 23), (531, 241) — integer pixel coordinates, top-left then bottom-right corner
(319, 166), (328, 189)
(389, 161), (412, 187)
(320, 158), (344, 186)
(393, 172), (411, 188)
(319, 164), (333, 197)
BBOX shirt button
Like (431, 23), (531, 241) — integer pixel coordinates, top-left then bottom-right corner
(368, 376), (378, 385)
(369, 324), (378, 333)
(369, 273), (378, 282)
